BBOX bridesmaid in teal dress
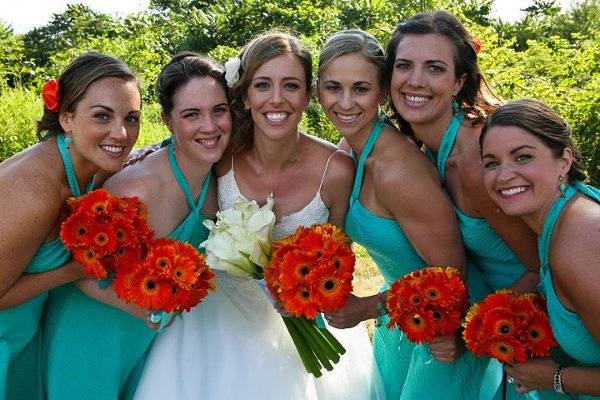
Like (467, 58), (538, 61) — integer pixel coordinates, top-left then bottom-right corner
(42, 52), (231, 399)
(385, 12), (573, 400)
(318, 29), (489, 400)
(0, 52), (141, 400)
(481, 99), (600, 399)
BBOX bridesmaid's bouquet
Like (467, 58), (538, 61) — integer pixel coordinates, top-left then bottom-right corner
(386, 267), (468, 343)
(463, 290), (556, 363)
(61, 189), (216, 324)
(201, 196), (350, 377)
(60, 189), (153, 279)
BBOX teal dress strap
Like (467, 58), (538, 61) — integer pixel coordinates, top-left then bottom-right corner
(426, 111), (464, 179)
(539, 185), (578, 270)
(56, 133), (94, 196)
(167, 141), (212, 212)
(350, 118), (384, 203)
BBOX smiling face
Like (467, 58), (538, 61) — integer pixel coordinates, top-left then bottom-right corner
(165, 76), (231, 164)
(390, 33), (465, 129)
(245, 54), (310, 141)
(481, 125), (572, 226)
(59, 77), (141, 173)
(318, 52), (385, 142)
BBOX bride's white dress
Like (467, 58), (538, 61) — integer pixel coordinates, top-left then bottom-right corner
(134, 161), (385, 400)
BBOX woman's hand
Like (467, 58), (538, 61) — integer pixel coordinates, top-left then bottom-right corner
(324, 293), (382, 329)
(428, 334), (465, 363)
(504, 358), (557, 393)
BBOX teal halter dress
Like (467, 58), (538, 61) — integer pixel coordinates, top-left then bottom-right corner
(430, 112), (572, 400)
(43, 140), (212, 400)
(345, 118), (488, 400)
(0, 134), (92, 400)
(538, 182), (600, 400)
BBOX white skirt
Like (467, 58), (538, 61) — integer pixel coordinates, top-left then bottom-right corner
(134, 272), (385, 400)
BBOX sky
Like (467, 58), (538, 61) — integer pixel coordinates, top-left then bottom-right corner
(1, 0), (578, 34)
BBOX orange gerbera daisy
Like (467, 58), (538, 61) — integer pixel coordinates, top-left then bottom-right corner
(279, 249), (318, 288)
(482, 308), (518, 338)
(310, 268), (352, 313)
(486, 339), (528, 364)
(60, 211), (93, 247)
(145, 239), (178, 275)
(395, 310), (435, 343)
(463, 309), (485, 354)
(110, 216), (138, 248)
(113, 267), (137, 300)
(328, 244), (355, 278)
(86, 222), (117, 257)
(128, 269), (172, 311)
(68, 189), (113, 215)
(524, 311), (557, 357)
(280, 285), (319, 319)
(72, 247), (108, 279)
(430, 308), (462, 337)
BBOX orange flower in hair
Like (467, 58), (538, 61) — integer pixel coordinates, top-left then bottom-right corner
(472, 37), (482, 54)
(42, 79), (60, 112)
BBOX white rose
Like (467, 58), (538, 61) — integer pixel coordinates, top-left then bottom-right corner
(224, 57), (241, 88)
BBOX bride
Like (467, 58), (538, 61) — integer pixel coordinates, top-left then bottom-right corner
(134, 31), (384, 399)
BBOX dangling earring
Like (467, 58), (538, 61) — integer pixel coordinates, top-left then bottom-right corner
(559, 176), (567, 196)
(64, 135), (72, 146)
(451, 95), (460, 115)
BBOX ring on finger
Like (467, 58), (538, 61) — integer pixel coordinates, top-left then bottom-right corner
(506, 376), (515, 385)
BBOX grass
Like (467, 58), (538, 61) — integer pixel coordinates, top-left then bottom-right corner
(351, 245), (383, 339)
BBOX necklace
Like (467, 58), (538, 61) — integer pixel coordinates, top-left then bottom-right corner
(256, 136), (300, 199)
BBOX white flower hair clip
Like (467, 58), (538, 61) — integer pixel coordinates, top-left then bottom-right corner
(224, 57), (241, 88)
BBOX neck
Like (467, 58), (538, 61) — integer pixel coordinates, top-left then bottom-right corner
(522, 189), (564, 235)
(346, 118), (378, 160)
(171, 145), (212, 196)
(411, 108), (454, 154)
(250, 131), (300, 172)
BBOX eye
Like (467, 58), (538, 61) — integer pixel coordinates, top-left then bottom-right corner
(354, 85), (369, 94)
(213, 105), (229, 116)
(284, 81), (301, 91)
(324, 84), (340, 93)
(94, 113), (110, 121)
(483, 160), (499, 170)
(395, 62), (411, 72)
(125, 115), (140, 125)
(183, 112), (199, 119)
(515, 154), (532, 163)
(254, 81), (269, 90)
(428, 64), (445, 73)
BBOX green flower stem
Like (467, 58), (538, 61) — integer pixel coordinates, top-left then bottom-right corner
(294, 317), (335, 371)
(319, 325), (347, 355)
(282, 317), (322, 377)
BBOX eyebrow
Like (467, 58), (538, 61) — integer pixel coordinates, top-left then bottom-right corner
(179, 103), (228, 114)
(252, 76), (302, 82)
(481, 144), (536, 159)
(89, 104), (113, 112)
(394, 57), (449, 66)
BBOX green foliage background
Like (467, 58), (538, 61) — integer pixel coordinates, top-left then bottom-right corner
(1, 0), (599, 184)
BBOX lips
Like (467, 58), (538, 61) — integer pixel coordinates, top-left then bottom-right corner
(403, 93), (431, 105)
(195, 136), (220, 150)
(335, 112), (360, 123)
(100, 144), (125, 156)
(498, 185), (529, 198)
(265, 112), (288, 123)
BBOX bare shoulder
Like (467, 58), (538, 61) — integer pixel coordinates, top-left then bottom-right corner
(372, 124), (439, 189)
(214, 147), (234, 178)
(104, 150), (168, 202)
(303, 133), (354, 181)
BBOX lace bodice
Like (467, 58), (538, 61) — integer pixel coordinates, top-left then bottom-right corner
(217, 156), (333, 239)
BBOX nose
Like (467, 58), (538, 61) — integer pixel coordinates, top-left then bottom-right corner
(110, 121), (128, 140)
(270, 85), (283, 105)
(340, 90), (353, 110)
(407, 67), (425, 87)
(198, 116), (217, 134)
(497, 162), (516, 182)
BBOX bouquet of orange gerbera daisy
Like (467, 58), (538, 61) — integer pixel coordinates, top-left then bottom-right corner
(60, 189), (153, 279)
(201, 196), (351, 377)
(463, 290), (556, 364)
(386, 267), (468, 343)
(113, 238), (215, 321)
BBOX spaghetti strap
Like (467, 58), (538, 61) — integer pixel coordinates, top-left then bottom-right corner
(56, 133), (94, 196)
(317, 151), (337, 193)
(349, 118), (384, 203)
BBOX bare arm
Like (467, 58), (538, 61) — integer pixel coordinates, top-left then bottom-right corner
(322, 150), (354, 228)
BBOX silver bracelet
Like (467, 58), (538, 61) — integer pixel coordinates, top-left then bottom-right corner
(553, 365), (568, 394)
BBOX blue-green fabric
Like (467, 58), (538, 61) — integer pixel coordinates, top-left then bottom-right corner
(345, 118), (487, 400)
(430, 112), (571, 400)
(0, 134), (92, 400)
(538, 182), (600, 400)
(43, 140), (212, 400)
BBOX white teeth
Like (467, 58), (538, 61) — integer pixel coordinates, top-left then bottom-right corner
(404, 94), (430, 103)
(265, 112), (287, 122)
(198, 137), (218, 149)
(500, 186), (528, 196)
(100, 145), (124, 154)
(337, 113), (359, 121)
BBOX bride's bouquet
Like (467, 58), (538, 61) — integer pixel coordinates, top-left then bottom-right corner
(201, 196), (350, 377)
